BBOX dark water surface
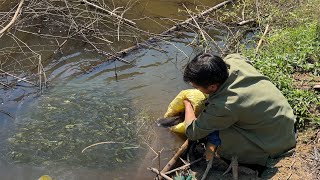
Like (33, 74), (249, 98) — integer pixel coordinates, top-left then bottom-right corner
(0, 0), (225, 179)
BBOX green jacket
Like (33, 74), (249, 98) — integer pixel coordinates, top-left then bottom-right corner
(185, 54), (296, 166)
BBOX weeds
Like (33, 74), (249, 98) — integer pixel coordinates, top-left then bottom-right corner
(242, 22), (320, 127)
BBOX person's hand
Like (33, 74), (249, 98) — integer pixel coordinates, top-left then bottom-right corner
(183, 99), (193, 109)
(183, 99), (196, 126)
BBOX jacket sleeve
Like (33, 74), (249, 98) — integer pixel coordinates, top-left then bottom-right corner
(185, 104), (237, 141)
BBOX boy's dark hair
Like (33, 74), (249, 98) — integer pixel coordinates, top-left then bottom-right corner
(183, 53), (228, 87)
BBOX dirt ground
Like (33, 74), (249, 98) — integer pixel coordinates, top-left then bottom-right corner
(188, 128), (320, 180)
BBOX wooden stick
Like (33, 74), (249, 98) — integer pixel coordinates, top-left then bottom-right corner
(237, 19), (255, 26)
(161, 140), (189, 174)
(82, 141), (139, 153)
(81, 0), (136, 26)
(148, 167), (173, 180)
(165, 157), (203, 175)
(255, 24), (270, 54)
(0, 82), (10, 88)
(159, 0), (233, 36)
(201, 155), (214, 180)
(0, 0), (25, 35)
(0, 69), (37, 86)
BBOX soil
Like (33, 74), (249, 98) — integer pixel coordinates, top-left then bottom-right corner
(292, 73), (320, 91)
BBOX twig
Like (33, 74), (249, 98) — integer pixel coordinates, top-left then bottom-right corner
(81, 141), (140, 153)
(0, 69), (37, 86)
(0, 109), (14, 119)
(0, 0), (25, 35)
(165, 157), (203, 175)
(179, 157), (189, 165)
(237, 19), (255, 26)
(145, 141), (164, 171)
(160, 0), (233, 36)
(0, 82), (10, 88)
(182, 4), (207, 45)
(286, 153), (296, 180)
(158, 149), (163, 170)
(201, 155), (214, 180)
(81, 0), (136, 26)
(255, 24), (270, 54)
(148, 167), (173, 180)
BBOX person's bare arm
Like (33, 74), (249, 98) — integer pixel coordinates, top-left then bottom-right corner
(183, 100), (196, 127)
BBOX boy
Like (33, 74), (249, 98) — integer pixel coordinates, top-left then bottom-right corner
(182, 53), (296, 170)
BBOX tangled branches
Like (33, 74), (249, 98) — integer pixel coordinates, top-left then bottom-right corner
(0, 0), (154, 90)
(0, 0), (261, 91)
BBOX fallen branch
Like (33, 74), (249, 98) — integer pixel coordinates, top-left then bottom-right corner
(80, 32), (131, 64)
(0, 82), (10, 88)
(160, 0), (233, 36)
(0, 69), (37, 86)
(99, 0), (233, 62)
(255, 24), (270, 54)
(165, 157), (203, 175)
(81, 0), (136, 26)
(161, 139), (189, 174)
(0, 0), (25, 35)
(148, 167), (173, 180)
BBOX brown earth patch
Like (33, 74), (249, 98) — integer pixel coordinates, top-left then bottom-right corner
(292, 73), (320, 91)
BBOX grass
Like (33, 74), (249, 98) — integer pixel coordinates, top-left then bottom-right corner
(205, 0), (320, 127)
(191, 0), (320, 127)
(241, 21), (320, 127)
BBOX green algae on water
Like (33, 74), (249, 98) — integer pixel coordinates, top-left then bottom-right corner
(6, 85), (152, 168)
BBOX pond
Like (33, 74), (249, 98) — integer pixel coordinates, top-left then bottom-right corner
(0, 0), (230, 179)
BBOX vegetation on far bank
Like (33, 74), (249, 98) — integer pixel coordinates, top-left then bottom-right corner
(220, 0), (320, 127)
(244, 22), (320, 127)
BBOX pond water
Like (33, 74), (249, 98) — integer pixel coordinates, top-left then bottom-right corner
(0, 0), (229, 179)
